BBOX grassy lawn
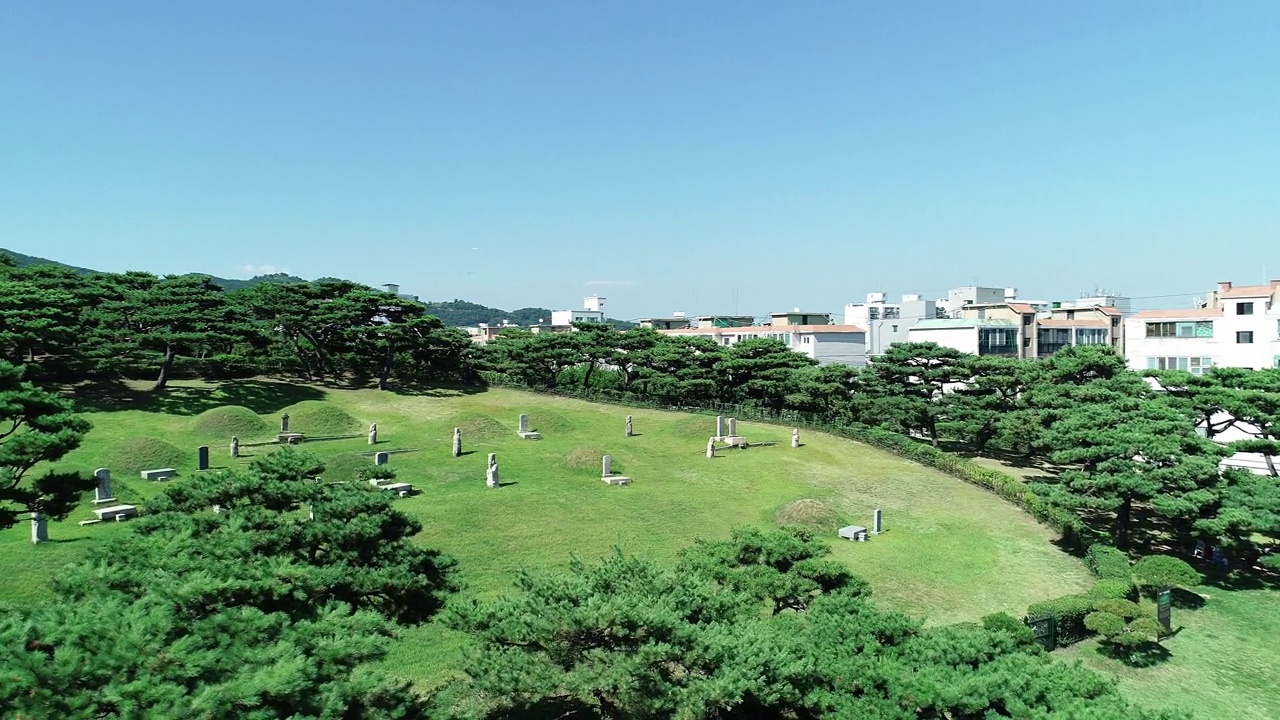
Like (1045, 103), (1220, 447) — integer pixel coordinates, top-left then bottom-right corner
(0, 380), (1107, 692)
(1057, 587), (1280, 720)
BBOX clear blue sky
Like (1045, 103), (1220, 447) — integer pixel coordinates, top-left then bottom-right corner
(2, 2), (1277, 320)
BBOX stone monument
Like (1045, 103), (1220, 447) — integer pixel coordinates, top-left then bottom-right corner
(230, 436), (240, 458)
(715, 415), (726, 440)
(601, 454), (632, 485)
(872, 508), (883, 535)
(517, 414), (541, 440)
(791, 428), (800, 448)
(280, 413), (290, 433)
(452, 427), (462, 457)
(197, 446), (210, 471)
(30, 512), (48, 544)
(93, 468), (115, 504)
(486, 452), (500, 488)
(368, 423), (378, 445)
(625, 416), (633, 437)
(706, 437), (716, 459)
(375, 451), (389, 466)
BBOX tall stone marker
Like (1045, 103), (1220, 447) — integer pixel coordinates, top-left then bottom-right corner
(93, 468), (115, 504)
(280, 413), (290, 433)
(872, 508), (883, 535)
(625, 416), (633, 437)
(602, 454), (613, 476)
(715, 415), (726, 439)
(375, 451), (389, 466)
(30, 512), (48, 544)
(791, 428), (800, 448)
(230, 436), (240, 458)
(1157, 589), (1172, 631)
(601, 453), (632, 485)
(706, 437), (716, 459)
(486, 452), (500, 488)
(727, 417), (738, 438)
(197, 446), (210, 471)
(452, 427), (463, 457)
(368, 423), (378, 445)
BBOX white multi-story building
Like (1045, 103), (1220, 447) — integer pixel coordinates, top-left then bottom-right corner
(844, 292), (938, 356)
(657, 321), (867, 366)
(550, 295), (607, 327)
(1125, 281), (1280, 373)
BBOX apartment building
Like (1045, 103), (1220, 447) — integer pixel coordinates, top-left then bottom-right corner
(657, 321), (867, 366)
(843, 292), (938, 356)
(1125, 280), (1280, 372)
(907, 302), (1121, 358)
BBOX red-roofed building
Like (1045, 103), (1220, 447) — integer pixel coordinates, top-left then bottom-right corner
(1124, 280), (1280, 372)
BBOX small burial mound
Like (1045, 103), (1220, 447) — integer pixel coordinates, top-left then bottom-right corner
(564, 446), (609, 471)
(452, 414), (506, 440)
(774, 499), (840, 530)
(527, 411), (573, 433)
(192, 405), (270, 439)
(281, 401), (361, 437)
(104, 437), (188, 475)
(322, 453), (368, 483)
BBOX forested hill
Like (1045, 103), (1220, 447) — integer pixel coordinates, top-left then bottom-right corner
(0, 248), (309, 291)
(1, 248), (634, 328)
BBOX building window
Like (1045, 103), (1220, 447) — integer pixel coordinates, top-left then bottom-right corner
(1147, 357), (1214, 375)
(891, 325), (898, 332)
(1112, 317), (1121, 327)
(1076, 328), (1109, 345)
(802, 336), (811, 344)
(978, 328), (1017, 356)
(1237, 302), (1254, 315)
(1022, 336), (1031, 347)
(1237, 331), (1254, 344)
(1066, 310), (1075, 320)
(1037, 327), (1070, 357)
(1023, 314), (1033, 325)
(1145, 321), (1213, 338)
(1274, 356), (1280, 369)
(867, 308), (880, 320)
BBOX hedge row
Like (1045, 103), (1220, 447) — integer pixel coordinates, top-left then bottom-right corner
(482, 376), (1101, 552)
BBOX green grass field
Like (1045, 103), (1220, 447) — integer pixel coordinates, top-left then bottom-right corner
(2, 380), (1275, 716)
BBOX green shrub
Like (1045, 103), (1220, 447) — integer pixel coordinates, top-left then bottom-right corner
(1085, 545), (1132, 581)
(1026, 593), (1096, 644)
(1093, 599), (1142, 620)
(1132, 555), (1202, 596)
(1088, 579), (1136, 601)
(982, 612), (1037, 649)
(1084, 610), (1126, 637)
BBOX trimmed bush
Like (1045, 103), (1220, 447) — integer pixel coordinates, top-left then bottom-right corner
(1133, 555), (1202, 597)
(104, 437), (188, 475)
(280, 401), (361, 436)
(1094, 599), (1142, 620)
(1084, 610), (1126, 637)
(192, 405), (270, 439)
(774, 499), (841, 530)
(1088, 579), (1136, 601)
(1085, 545), (1132, 581)
(1027, 593), (1096, 645)
(982, 612), (1038, 649)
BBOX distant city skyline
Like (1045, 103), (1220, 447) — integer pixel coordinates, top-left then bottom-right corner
(3, 2), (1276, 321)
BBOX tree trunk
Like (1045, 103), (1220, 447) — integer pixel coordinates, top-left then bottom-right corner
(974, 419), (997, 452)
(378, 346), (394, 391)
(582, 361), (595, 388)
(153, 345), (177, 391)
(927, 418), (939, 447)
(1116, 496), (1132, 549)
(1264, 453), (1278, 478)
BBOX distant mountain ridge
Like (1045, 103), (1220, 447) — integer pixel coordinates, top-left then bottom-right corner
(0, 248), (632, 328)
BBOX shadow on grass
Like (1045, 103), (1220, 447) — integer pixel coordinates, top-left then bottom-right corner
(70, 379), (325, 415)
(1169, 587), (1207, 610)
(1098, 640), (1172, 668)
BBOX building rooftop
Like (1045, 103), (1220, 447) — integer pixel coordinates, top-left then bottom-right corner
(913, 318), (1017, 329)
(1038, 318), (1110, 328)
(1130, 308), (1223, 320)
(1007, 303), (1037, 315)
(659, 324), (865, 335)
(1219, 282), (1280, 298)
